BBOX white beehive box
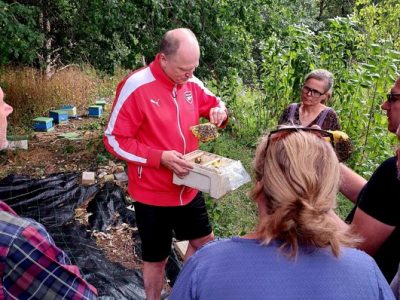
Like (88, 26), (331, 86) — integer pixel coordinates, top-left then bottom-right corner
(173, 150), (250, 199)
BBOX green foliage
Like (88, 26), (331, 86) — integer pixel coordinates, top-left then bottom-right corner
(355, 0), (400, 50)
(0, 0), (320, 77)
(2, 0), (400, 238)
(215, 14), (399, 178)
(0, 1), (43, 65)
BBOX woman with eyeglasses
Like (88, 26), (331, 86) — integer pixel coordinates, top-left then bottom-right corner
(278, 69), (341, 130)
(170, 128), (394, 300)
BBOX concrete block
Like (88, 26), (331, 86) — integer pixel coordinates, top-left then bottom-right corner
(82, 171), (96, 185)
(114, 172), (128, 183)
(7, 140), (28, 150)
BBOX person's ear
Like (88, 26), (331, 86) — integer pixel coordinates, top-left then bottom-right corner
(320, 93), (330, 104)
(159, 53), (169, 70)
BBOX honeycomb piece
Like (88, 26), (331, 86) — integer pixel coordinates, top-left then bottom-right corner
(328, 130), (353, 162)
(191, 123), (219, 142)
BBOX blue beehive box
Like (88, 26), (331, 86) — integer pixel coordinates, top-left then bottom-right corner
(95, 98), (107, 108)
(49, 110), (69, 124)
(88, 105), (103, 117)
(60, 105), (77, 118)
(33, 117), (54, 132)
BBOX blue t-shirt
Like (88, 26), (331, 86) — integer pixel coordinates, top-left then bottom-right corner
(170, 237), (394, 300)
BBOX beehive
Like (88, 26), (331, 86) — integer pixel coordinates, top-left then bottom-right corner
(95, 98), (107, 108)
(173, 150), (249, 199)
(88, 105), (103, 117)
(33, 117), (54, 132)
(60, 105), (77, 118)
(49, 110), (69, 124)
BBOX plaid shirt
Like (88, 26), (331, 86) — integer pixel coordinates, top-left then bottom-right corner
(0, 201), (97, 299)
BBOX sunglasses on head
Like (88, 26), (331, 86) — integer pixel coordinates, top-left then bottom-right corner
(387, 93), (400, 103)
(266, 127), (334, 151)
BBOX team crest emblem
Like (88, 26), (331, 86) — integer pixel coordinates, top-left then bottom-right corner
(184, 91), (193, 104)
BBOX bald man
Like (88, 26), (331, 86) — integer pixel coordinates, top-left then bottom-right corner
(340, 76), (400, 283)
(104, 28), (228, 299)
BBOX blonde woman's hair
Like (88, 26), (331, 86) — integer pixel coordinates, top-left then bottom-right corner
(250, 130), (356, 258)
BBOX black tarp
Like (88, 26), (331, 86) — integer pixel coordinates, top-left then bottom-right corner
(0, 173), (182, 299)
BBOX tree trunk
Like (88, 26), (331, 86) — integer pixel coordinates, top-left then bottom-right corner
(317, 0), (326, 21)
(39, 9), (56, 79)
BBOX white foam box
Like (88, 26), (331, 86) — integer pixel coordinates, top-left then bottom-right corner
(173, 150), (234, 199)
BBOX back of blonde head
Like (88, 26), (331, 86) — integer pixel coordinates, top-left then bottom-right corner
(251, 131), (355, 257)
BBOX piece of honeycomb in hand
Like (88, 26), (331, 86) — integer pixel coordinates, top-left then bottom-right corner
(191, 123), (219, 142)
(327, 130), (353, 162)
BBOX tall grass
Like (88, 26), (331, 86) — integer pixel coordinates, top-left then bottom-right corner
(0, 66), (108, 131)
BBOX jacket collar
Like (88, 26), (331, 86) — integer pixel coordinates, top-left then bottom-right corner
(149, 54), (178, 89)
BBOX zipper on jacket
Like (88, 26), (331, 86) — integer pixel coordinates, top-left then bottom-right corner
(172, 85), (187, 154)
(172, 84), (186, 205)
(137, 166), (142, 179)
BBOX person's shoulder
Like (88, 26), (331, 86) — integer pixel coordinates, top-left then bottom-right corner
(378, 156), (397, 169)
(368, 156), (397, 182)
(0, 210), (36, 252)
(339, 247), (382, 272)
(0, 209), (30, 231)
(187, 76), (205, 89)
(326, 106), (338, 114)
(116, 65), (155, 93)
(280, 103), (296, 114)
(340, 246), (375, 261)
(0, 205), (52, 244)
(126, 66), (154, 85)
(198, 237), (234, 250)
(192, 237), (242, 257)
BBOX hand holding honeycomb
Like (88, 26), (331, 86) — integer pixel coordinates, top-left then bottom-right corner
(327, 130), (353, 162)
(190, 123), (219, 142)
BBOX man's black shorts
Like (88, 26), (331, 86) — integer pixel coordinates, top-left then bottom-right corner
(133, 192), (212, 262)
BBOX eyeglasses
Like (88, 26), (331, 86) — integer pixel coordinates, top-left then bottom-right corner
(266, 127), (334, 151)
(387, 93), (400, 103)
(302, 86), (326, 98)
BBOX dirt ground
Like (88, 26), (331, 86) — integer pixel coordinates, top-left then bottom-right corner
(1, 117), (104, 178)
(0, 115), (144, 271)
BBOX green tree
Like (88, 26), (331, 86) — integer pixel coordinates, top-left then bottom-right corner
(0, 1), (43, 65)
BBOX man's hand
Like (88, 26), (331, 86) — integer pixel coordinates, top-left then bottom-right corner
(209, 107), (227, 127)
(161, 150), (193, 178)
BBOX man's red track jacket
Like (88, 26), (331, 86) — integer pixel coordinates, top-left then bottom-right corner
(103, 54), (226, 206)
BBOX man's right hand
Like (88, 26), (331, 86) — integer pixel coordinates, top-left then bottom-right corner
(161, 150), (193, 178)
